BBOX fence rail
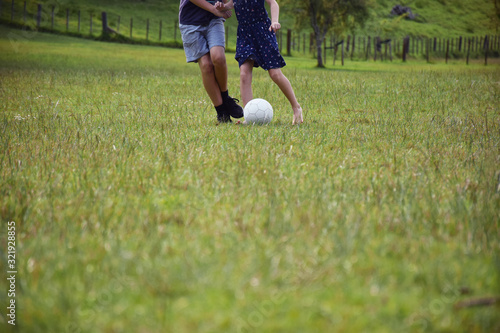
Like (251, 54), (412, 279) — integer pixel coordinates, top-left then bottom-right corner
(2, 0), (498, 65)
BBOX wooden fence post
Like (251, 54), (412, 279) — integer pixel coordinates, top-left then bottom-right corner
(309, 33), (313, 54)
(174, 19), (178, 41)
(287, 29), (291, 56)
(402, 36), (409, 62)
(102, 12), (107, 34)
(332, 36), (335, 65)
(279, 30), (283, 53)
(51, 5), (55, 30)
(445, 39), (449, 63)
(484, 35), (489, 66)
(365, 36), (371, 60)
(323, 37), (326, 64)
(37, 4), (42, 28)
(341, 40), (345, 66)
(351, 34), (355, 60)
(330, 36), (334, 63)
(333, 37), (337, 65)
(426, 38), (430, 63)
(159, 20), (162, 41)
(466, 38), (471, 65)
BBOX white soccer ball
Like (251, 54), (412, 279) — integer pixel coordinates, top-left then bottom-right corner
(243, 98), (273, 125)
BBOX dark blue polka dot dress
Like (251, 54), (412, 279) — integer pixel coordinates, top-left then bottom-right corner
(234, 0), (286, 70)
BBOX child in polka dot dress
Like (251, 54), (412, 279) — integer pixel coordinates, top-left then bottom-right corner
(216, 0), (303, 124)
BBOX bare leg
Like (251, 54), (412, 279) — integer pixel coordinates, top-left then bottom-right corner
(198, 53), (223, 106)
(210, 46), (228, 93)
(240, 60), (254, 107)
(268, 68), (303, 124)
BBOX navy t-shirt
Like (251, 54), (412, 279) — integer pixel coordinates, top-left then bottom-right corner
(179, 0), (218, 26)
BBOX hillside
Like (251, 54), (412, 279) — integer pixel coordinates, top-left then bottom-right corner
(0, 0), (497, 43)
(364, 0), (498, 38)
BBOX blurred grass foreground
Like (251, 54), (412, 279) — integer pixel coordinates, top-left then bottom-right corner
(0, 25), (499, 332)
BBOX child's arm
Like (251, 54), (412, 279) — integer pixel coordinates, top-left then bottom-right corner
(265, 0), (281, 32)
(190, 0), (231, 18)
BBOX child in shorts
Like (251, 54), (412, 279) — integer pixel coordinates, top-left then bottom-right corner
(215, 0), (303, 125)
(179, 0), (243, 123)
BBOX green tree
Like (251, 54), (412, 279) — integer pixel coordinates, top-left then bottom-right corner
(282, 0), (371, 67)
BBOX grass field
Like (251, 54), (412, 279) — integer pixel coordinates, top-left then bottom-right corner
(0, 25), (499, 332)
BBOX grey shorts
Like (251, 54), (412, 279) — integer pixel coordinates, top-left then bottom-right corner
(179, 18), (226, 63)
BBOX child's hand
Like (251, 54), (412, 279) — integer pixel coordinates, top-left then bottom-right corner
(215, 1), (225, 11)
(269, 22), (281, 33)
(214, 1), (232, 18)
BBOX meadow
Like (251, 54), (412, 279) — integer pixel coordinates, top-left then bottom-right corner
(0, 25), (499, 332)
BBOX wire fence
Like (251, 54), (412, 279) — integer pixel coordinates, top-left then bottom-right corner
(2, 0), (499, 65)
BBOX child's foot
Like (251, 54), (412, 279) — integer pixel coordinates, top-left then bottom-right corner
(216, 106), (232, 123)
(223, 96), (244, 118)
(292, 106), (303, 125)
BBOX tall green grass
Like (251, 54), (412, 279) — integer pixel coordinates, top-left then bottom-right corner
(0, 26), (499, 332)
